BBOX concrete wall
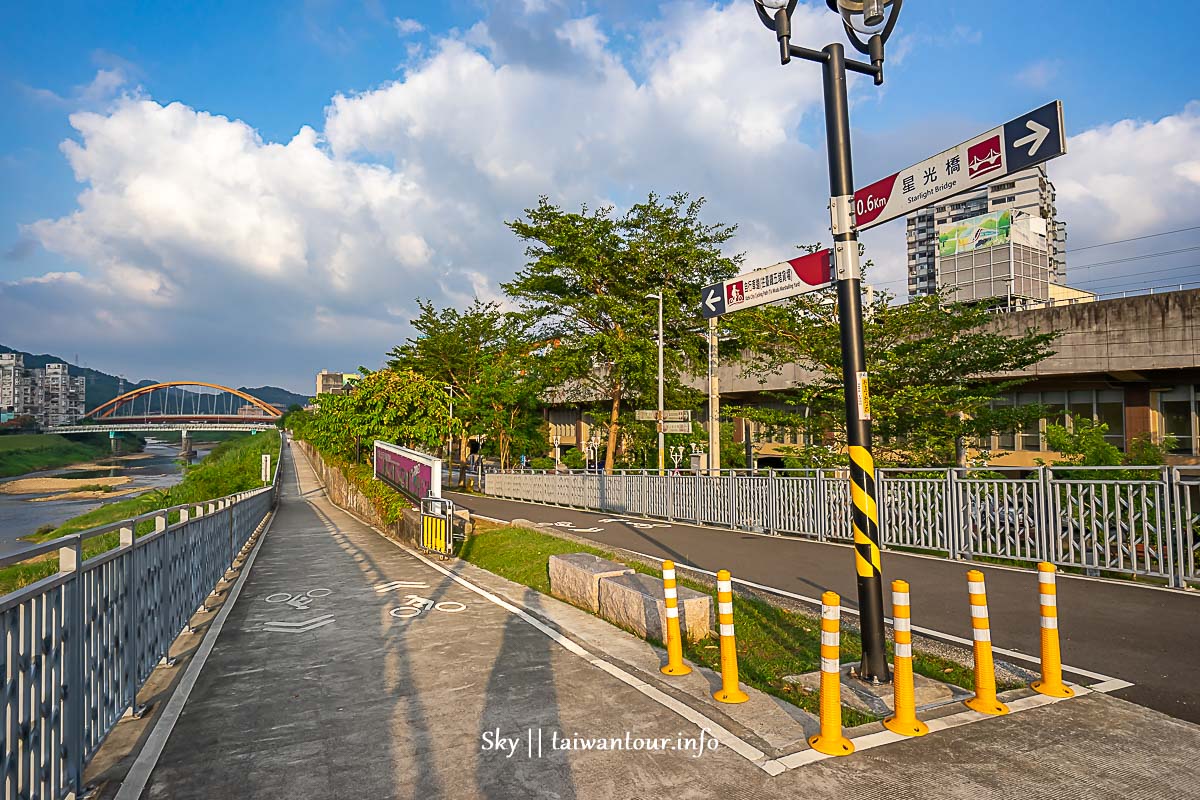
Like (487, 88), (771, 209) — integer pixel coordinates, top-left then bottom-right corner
(987, 289), (1200, 378)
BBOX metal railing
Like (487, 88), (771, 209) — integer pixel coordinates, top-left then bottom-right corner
(483, 465), (1200, 588)
(0, 440), (282, 799)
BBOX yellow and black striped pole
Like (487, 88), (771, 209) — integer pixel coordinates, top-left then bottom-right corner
(713, 570), (748, 704)
(1031, 562), (1074, 698)
(847, 441), (890, 682)
(660, 560), (691, 676)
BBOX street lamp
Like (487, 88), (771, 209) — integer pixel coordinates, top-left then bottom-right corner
(670, 445), (685, 471)
(646, 291), (665, 477)
(753, 0), (902, 684)
(444, 384), (455, 478)
(553, 433), (561, 470)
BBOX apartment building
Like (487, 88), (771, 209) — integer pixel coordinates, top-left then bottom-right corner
(0, 354), (87, 426)
(906, 164), (1066, 300)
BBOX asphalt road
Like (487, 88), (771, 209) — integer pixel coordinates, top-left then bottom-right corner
(450, 491), (1200, 724)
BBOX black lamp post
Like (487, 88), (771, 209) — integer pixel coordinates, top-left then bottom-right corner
(754, 0), (903, 684)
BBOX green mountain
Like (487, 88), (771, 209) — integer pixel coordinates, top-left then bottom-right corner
(0, 345), (308, 412)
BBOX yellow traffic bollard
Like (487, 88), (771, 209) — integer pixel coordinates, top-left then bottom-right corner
(883, 580), (928, 736)
(1031, 562), (1074, 698)
(809, 591), (854, 756)
(964, 570), (1009, 715)
(712, 570), (748, 704)
(660, 560), (692, 676)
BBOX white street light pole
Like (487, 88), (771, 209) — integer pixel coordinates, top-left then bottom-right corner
(647, 292), (665, 476)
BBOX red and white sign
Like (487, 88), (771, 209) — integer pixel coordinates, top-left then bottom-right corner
(701, 249), (832, 318)
(853, 101), (1066, 231)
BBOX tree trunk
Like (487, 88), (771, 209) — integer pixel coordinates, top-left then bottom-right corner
(604, 382), (621, 474)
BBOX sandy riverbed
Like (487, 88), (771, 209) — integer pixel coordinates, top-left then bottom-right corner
(29, 487), (147, 502)
(0, 476), (132, 495)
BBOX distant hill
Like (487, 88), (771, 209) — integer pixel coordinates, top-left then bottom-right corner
(0, 345), (309, 412)
(238, 386), (310, 409)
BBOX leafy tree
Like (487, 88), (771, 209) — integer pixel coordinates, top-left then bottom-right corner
(296, 369), (457, 462)
(387, 298), (550, 473)
(1045, 416), (1174, 477)
(729, 276), (1058, 468)
(504, 192), (741, 472)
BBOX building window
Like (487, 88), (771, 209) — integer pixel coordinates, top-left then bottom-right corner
(1158, 386), (1196, 455)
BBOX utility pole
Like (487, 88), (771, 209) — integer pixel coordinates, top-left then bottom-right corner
(707, 317), (720, 474)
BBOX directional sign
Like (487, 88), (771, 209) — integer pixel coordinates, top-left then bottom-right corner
(854, 100), (1066, 231)
(659, 421), (692, 434)
(700, 249), (833, 319)
(635, 409), (691, 422)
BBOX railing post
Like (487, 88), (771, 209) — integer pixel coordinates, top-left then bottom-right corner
(817, 470), (827, 542)
(947, 469), (960, 559)
(727, 469), (735, 529)
(876, 468), (887, 549)
(767, 468), (776, 535)
(60, 538), (85, 796)
(120, 525), (139, 716)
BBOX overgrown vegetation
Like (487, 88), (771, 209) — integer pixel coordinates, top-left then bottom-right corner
(0, 431), (280, 595)
(1043, 416), (1173, 478)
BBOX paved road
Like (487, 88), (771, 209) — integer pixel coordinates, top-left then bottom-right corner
(449, 491), (1200, 724)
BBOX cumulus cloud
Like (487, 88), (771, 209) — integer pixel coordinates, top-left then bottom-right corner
(394, 17), (423, 36)
(1056, 102), (1200, 243)
(4, 2), (1198, 387)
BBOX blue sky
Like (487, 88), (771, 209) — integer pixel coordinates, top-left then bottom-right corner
(1, 2), (1197, 391)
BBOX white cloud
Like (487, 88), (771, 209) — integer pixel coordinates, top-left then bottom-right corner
(1015, 58), (1060, 90)
(1056, 102), (1200, 244)
(8, 2), (1198, 388)
(394, 17), (424, 36)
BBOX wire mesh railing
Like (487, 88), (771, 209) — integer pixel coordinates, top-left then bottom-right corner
(0, 440), (281, 799)
(483, 465), (1200, 587)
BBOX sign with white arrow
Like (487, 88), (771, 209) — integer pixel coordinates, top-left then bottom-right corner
(700, 249), (833, 319)
(853, 100), (1066, 231)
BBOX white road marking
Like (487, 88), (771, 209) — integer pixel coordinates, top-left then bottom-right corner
(262, 614), (335, 633)
(375, 580), (429, 592)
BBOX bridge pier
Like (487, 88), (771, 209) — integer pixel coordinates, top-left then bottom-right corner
(180, 430), (195, 460)
(109, 431), (120, 455)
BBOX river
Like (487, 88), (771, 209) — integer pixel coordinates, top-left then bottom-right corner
(0, 438), (211, 557)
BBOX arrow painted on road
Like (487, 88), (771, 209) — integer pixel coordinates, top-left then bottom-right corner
(262, 614), (335, 633)
(375, 580), (429, 593)
(704, 288), (720, 313)
(1013, 120), (1050, 156)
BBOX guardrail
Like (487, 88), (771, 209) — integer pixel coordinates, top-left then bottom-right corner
(483, 465), (1200, 588)
(0, 437), (283, 799)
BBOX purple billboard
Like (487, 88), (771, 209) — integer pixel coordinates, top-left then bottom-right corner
(373, 440), (442, 501)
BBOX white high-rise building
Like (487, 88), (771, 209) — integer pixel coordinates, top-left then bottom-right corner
(906, 164), (1065, 300)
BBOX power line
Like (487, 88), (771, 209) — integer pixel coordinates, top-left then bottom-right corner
(1065, 225), (1200, 254)
(1076, 262), (1200, 289)
(1068, 245), (1200, 272)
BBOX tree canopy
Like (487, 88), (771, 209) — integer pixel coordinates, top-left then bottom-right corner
(728, 272), (1059, 468)
(503, 192), (741, 471)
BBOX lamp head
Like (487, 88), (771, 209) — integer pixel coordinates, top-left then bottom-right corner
(826, 0), (900, 40)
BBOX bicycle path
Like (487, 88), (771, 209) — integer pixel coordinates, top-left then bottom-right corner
(118, 449), (1200, 799)
(449, 491), (1200, 724)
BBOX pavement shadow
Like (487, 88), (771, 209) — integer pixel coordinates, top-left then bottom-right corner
(476, 589), (578, 800)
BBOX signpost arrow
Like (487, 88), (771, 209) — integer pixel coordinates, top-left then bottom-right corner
(1013, 119), (1050, 157)
(700, 248), (832, 319)
(853, 100), (1066, 231)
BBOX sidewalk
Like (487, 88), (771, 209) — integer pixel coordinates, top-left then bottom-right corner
(117, 449), (1200, 799)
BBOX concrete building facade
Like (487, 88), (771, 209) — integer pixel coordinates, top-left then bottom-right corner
(0, 354), (87, 427)
(907, 164), (1065, 301)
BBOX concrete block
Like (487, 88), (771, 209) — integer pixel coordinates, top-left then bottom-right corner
(548, 553), (633, 613)
(597, 572), (711, 644)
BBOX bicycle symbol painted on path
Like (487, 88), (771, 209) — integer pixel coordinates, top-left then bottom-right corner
(264, 588), (331, 610)
(389, 594), (467, 619)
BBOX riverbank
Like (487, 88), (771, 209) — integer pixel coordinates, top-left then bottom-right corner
(0, 430), (281, 594)
(0, 432), (142, 478)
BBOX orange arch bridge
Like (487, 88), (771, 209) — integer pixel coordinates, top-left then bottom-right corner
(86, 381), (282, 423)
